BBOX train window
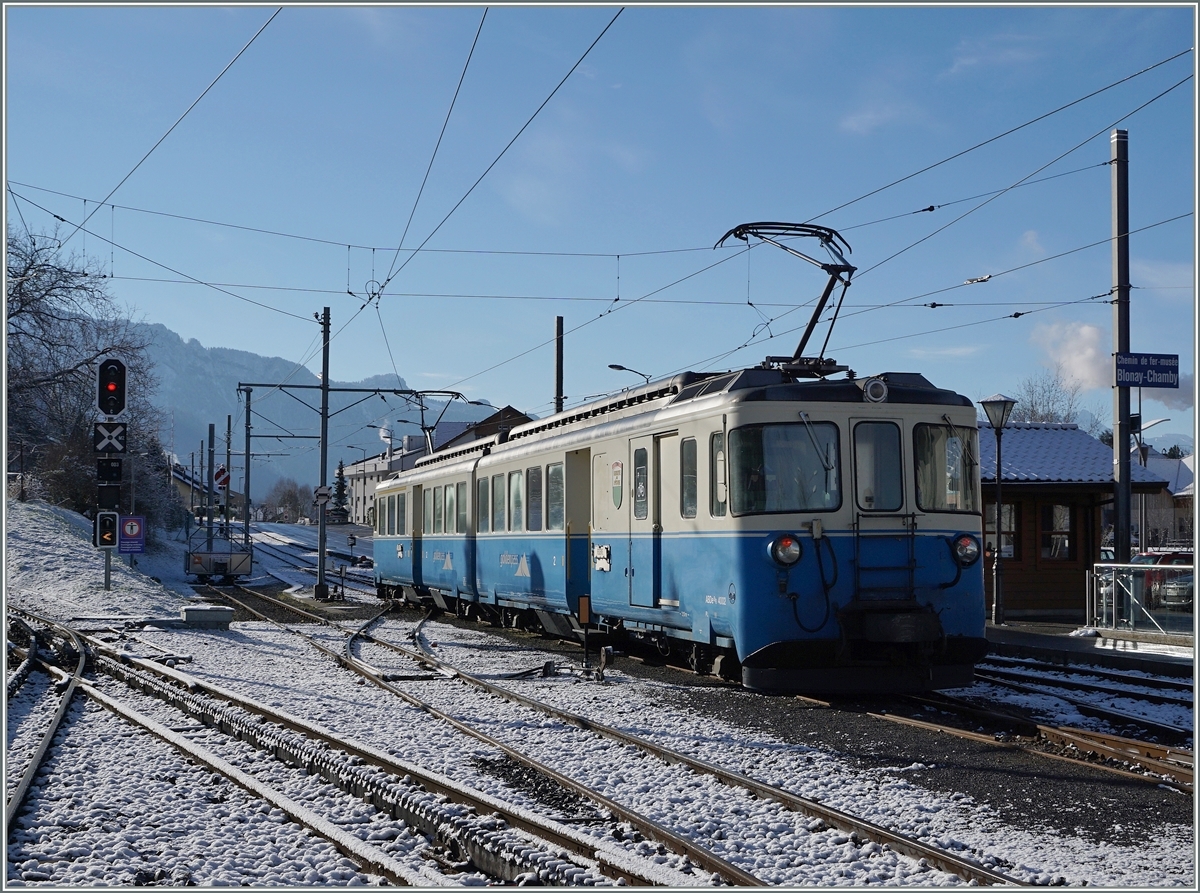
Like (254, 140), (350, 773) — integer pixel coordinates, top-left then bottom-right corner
(509, 470), (524, 532)
(433, 485), (444, 534)
(547, 463), (565, 530)
(423, 488), (433, 535)
(710, 433), (727, 517)
(1041, 504), (1073, 560)
(444, 484), (456, 534)
(527, 466), (543, 531)
(386, 494), (396, 536)
(477, 477), (490, 533)
(853, 421), (902, 512)
(729, 422), (840, 515)
(680, 438), (697, 519)
(376, 498), (385, 535)
(633, 448), (648, 520)
(397, 492), (406, 537)
(492, 474), (506, 532)
(914, 424), (979, 513)
(456, 482), (467, 533)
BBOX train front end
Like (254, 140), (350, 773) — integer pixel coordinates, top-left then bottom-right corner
(717, 372), (988, 694)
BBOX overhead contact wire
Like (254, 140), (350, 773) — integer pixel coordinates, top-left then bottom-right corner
(59, 8), (282, 249)
(805, 47), (1193, 224)
(383, 8), (488, 287)
(377, 8), (625, 294)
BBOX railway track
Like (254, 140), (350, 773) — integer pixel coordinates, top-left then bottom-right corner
(5, 609), (87, 832)
(218, 584), (1021, 885)
(10, 605), (658, 885)
(216, 585), (762, 885)
(249, 534), (376, 595)
(879, 691), (1194, 789)
(971, 671), (1193, 742)
(978, 655), (1194, 692)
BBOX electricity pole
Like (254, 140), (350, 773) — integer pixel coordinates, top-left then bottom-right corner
(1112, 129), (1132, 563)
(315, 307), (331, 599)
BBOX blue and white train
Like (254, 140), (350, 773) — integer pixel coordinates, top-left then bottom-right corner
(372, 367), (988, 693)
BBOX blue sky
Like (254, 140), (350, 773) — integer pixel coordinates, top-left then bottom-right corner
(6, 4), (1196, 450)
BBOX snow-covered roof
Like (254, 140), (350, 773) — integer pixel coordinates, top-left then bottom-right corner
(1138, 447), (1195, 497)
(977, 421), (1168, 487)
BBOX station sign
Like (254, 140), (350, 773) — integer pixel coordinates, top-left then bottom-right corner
(1115, 353), (1180, 389)
(119, 515), (146, 554)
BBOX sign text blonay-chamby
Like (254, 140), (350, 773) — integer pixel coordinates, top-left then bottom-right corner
(1114, 352), (1180, 389)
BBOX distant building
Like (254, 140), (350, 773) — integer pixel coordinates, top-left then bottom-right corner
(344, 407), (533, 526)
(1132, 446), (1193, 547)
(978, 421), (1169, 622)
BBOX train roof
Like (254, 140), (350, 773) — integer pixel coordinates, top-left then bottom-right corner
(406, 366), (971, 472)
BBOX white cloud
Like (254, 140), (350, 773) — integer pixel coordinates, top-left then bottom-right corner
(943, 34), (1043, 77)
(838, 100), (908, 136)
(1029, 321), (1110, 390)
(1020, 230), (1045, 256)
(907, 345), (983, 359)
(1154, 374), (1195, 411)
(1131, 259), (1195, 291)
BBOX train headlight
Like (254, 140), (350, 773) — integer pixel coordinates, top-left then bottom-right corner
(769, 534), (803, 567)
(952, 534), (981, 567)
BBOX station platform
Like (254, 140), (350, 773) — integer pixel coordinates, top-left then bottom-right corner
(985, 620), (1194, 678)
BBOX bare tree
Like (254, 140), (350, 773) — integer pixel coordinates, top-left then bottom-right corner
(7, 225), (148, 440)
(264, 477), (307, 523)
(1008, 362), (1083, 424)
(6, 225), (170, 517)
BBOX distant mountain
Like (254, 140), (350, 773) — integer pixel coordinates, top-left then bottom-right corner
(137, 323), (495, 499)
(1076, 408), (1192, 454)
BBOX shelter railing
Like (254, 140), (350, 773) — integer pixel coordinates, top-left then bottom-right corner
(1087, 563), (1193, 635)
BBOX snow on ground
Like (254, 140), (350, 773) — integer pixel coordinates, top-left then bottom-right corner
(5, 500), (1197, 887)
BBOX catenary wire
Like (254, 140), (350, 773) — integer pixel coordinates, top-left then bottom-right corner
(59, 8), (282, 249)
(804, 47), (1193, 224)
(8, 188), (313, 323)
(377, 8), (625, 294)
(383, 8), (488, 287)
(853, 73), (1193, 280)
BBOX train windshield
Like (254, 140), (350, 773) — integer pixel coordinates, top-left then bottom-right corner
(914, 423), (979, 513)
(729, 421), (840, 514)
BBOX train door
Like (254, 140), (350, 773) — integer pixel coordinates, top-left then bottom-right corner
(564, 449), (591, 609)
(412, 484), (425, 589)
(628, 432), (676, 607)
(850, 418), (914, 599)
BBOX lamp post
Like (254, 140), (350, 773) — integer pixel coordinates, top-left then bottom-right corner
(608, 363), (651, 385)
(981, 394), (1017, 625)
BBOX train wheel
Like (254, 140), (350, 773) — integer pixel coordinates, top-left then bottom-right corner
(688, 644), (712, 676)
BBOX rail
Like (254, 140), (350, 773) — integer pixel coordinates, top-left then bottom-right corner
(1087, 562), (1193, 637)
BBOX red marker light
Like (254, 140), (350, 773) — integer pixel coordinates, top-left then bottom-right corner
(107, 382), (118, 392)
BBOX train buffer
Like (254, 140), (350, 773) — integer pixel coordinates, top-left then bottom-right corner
(185, 527), (253, 582)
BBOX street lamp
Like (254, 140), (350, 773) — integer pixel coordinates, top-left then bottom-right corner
(609, 363), (651, 385)
(981, 394), (1017, 625)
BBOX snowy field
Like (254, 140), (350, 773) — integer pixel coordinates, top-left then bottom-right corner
(5, 499), (1196, 887)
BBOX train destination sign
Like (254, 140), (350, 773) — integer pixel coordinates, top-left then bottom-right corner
(1115, 353), (1179, 389)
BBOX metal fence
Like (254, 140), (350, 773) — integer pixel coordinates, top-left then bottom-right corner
(1087, 563), (1194, 635)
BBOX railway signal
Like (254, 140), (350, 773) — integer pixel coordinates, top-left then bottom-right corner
(97, 457), (123, 483)
(94, 511), (119, 549)
(97, 357), (128, 417)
